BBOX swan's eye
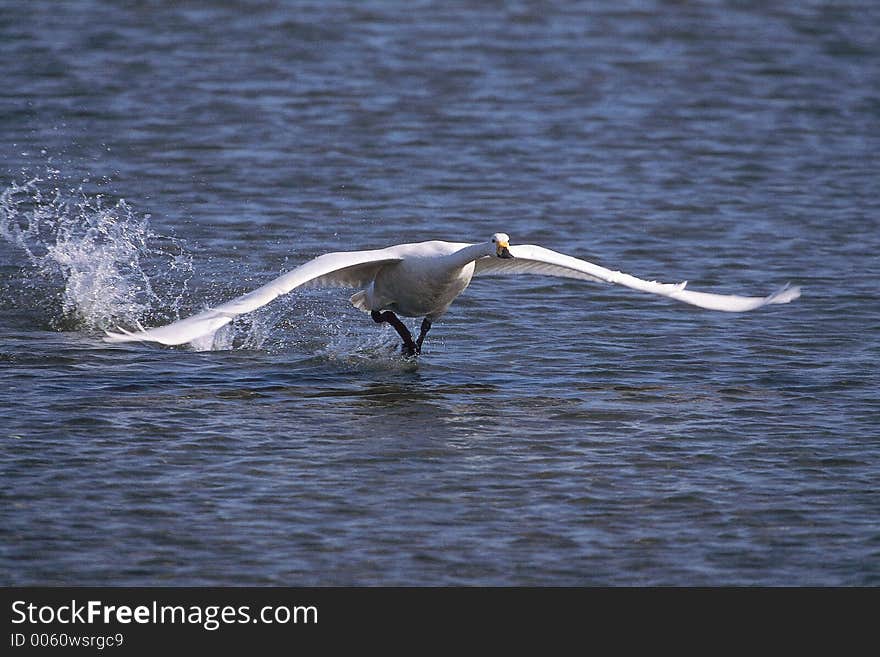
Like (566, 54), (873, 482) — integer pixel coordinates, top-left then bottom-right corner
(491, 237), (496, 243)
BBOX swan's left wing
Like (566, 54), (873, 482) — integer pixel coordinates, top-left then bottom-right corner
(474, 244), (800, 312)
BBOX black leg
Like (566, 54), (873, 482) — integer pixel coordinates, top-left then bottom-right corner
(416, 318), (432, 353)
(371, 310), (418, 356)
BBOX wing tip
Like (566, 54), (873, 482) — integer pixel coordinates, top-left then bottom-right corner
(103, 326), (144, 343)
(769, 283), (801, 305)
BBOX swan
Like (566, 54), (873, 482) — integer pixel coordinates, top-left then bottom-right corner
(104, 233), (800, 355)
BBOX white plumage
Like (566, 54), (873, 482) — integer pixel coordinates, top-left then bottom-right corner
(104, 233), (800, 352)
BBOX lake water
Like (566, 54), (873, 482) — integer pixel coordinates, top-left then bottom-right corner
(1, 0), (878, 585)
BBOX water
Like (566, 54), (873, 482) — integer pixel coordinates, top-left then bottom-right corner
(1, 1), (878, 586)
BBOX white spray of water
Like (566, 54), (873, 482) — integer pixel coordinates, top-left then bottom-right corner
(0, 174), (193, 332)
(187, 313), (273, 352)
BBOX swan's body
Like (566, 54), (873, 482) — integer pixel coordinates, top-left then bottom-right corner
(104, 233), (800, 354)
(350, 240), (479, 319)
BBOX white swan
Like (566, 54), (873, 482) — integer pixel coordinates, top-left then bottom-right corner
(104, 233), (800, 355)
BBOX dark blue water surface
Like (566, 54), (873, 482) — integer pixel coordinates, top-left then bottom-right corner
(2, 1), (878, 585)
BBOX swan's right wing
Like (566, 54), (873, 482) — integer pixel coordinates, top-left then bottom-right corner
(104, 249), (403, 346)
(474, 244), (800, 312)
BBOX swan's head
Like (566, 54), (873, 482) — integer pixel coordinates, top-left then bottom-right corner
(491, 233), (514, 259)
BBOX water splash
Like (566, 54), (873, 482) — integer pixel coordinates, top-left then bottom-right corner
(0, 174), (192, 333)
(318, 310), (424, 369)
(189, 309), (277, 352)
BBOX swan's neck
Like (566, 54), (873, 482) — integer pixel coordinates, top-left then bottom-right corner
(447, 242), (494, 269)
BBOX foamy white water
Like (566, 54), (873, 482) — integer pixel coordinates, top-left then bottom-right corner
(1, 175), (193, 332)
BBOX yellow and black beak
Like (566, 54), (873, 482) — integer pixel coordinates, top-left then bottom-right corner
(496, 240), (514, 259)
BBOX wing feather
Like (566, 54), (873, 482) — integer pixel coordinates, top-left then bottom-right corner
(104, 249), (403, 345)
(474, 244), (800, 312)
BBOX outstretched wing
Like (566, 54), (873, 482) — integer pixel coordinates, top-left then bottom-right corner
(104, 249), (403, 345)
(474, 244), (800, 312)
